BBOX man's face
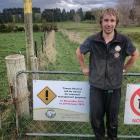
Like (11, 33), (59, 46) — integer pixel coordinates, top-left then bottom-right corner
(101, 14), (117, 34)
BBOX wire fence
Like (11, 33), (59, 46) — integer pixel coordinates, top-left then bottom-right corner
(1, 71), (140, 140)
(0, 71), (140, 140)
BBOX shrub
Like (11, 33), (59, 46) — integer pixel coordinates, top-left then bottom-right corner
(33, 24), (40, 32)
(17, 27), (24, 32)
(0, 24), (25, 33)
(0, 24), (7, 32)
(41, 23), (58, 32)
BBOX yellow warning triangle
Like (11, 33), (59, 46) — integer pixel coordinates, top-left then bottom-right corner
(37, 86), (56, 105)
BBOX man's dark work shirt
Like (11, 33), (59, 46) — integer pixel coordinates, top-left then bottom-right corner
(80, 30), (136, 90)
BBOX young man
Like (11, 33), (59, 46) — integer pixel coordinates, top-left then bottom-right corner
(76, 8), (139, 140)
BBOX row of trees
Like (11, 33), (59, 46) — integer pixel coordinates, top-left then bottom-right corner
(0, 7), (95, 23)
(0, 8), (40, 23)
(0, 0), (140, 26)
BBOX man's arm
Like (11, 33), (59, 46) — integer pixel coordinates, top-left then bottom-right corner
(123, 49), (139, 72)
(76, 48), (89, 76)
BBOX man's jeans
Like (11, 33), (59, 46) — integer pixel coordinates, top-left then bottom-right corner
(90, 86), (121, 140)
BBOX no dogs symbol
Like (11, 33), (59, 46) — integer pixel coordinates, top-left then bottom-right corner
(130, 88), (140, 116)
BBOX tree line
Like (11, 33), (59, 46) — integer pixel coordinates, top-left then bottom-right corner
(0, 7), (96, 23)
(0, 0), (140, 26)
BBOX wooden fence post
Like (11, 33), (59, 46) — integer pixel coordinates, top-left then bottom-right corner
(5, 54), (30, 117)
(41, 36), (43, 53)
(34, 41), (38, 57)
(31, 56), (39, 79)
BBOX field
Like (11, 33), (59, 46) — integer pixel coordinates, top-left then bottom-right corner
(0, 22), (140, 140)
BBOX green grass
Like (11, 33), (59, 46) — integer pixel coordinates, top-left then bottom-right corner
(41, 31), (88, 81)
(118, 26), (140, 33)
(0, 31), (44, 139)
(0, 32), (43, 98)
(58, 21), (140, 34)
(58, 22), (140, 56)
(48, 32), (79, 71)
(0, 32), (25, 98)
(57, 22), (100, 40)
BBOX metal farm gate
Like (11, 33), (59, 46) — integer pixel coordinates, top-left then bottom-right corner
(15, 71), (140, 139)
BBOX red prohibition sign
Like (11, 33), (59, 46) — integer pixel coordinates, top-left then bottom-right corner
(130, 88), (140, 116)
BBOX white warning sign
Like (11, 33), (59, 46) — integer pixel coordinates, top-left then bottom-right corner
(33, 80), (90, 122)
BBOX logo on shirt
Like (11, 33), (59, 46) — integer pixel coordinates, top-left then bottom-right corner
(115, 45), (121, 52)
(114, 52), (120, 58)
(114, 45), (121, 58)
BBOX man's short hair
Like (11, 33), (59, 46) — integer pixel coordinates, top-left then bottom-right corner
(100, 8), (119, 25)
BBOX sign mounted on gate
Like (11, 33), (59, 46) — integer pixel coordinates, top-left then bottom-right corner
(33, 80), (90, 122)
(124, 84), (140, 124)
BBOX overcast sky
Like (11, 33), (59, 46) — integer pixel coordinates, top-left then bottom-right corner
(0, 0), (118, 11)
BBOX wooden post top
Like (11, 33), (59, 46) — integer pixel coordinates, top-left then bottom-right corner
(5, 54), (24, 60)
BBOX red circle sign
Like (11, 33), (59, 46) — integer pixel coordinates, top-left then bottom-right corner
(130, 88), (140, 116)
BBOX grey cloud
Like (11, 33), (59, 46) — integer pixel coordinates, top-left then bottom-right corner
(56, 0), (118, 11)
(70, 0), (117, 5)
(0, 0), (118, 11)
